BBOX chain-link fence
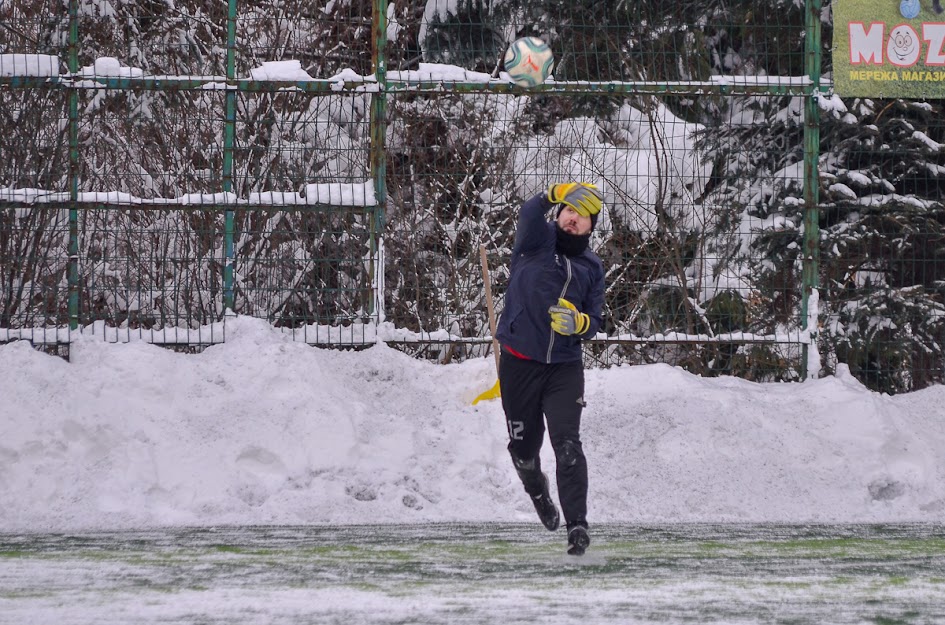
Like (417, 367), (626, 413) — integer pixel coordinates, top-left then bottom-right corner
(2, 0), (944, 393)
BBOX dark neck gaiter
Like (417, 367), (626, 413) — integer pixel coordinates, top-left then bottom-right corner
(555, 224), (590, 257)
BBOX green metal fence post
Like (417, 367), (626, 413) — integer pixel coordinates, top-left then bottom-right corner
(67, 0), (80, 333)
(801, 0), (823, 379)
(370, 0), (388, 322)
(222, 0), (238, 315)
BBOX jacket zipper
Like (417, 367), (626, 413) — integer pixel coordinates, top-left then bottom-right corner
(546, 255), (573, 363)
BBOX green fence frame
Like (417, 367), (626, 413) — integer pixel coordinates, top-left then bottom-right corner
(2, 0), (830, 375)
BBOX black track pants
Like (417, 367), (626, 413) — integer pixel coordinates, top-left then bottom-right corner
(499, 350), (588, 525)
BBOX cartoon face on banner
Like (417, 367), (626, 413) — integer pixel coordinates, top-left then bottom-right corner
(887, 24), (921, 65)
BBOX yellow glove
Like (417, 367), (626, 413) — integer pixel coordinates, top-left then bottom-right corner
(547, 182), (603, 217)
(548, 298), (590, 336)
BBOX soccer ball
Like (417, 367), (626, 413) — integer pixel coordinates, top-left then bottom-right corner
(503, 36), (554, 88)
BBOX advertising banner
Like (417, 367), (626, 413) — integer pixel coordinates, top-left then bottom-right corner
(834, 0), (945, 98)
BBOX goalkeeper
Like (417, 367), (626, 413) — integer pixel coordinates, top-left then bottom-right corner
(494, 182), (605, 556)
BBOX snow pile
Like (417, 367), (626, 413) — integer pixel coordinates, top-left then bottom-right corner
(1, 316), (943, 531)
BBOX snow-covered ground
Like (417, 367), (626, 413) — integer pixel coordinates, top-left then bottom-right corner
(1, 315), (943, 532)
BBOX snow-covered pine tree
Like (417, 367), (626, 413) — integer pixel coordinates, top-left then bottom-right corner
(817, 96), (945, 393)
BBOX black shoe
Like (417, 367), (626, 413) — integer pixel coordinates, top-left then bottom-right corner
(567, 522), (590, 555)
(531, 474), (560, 531)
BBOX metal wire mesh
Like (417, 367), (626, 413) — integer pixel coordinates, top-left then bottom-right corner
(382, 87), (811, 380)
(2, 0), (944, 392)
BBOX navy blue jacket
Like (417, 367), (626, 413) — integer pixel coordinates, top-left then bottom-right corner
(495, 194), (605, 364)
